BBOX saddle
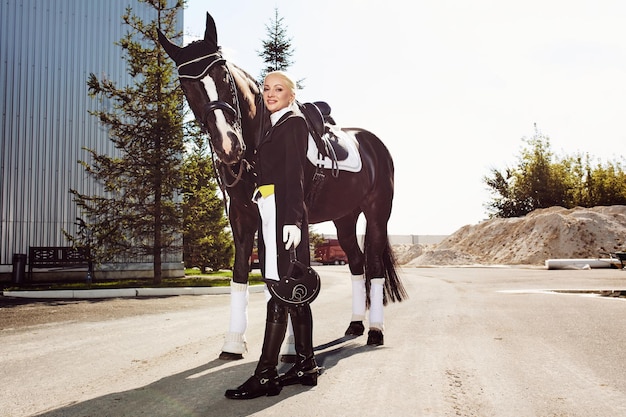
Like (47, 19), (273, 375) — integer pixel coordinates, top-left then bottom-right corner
(297, 101), (363, 206)
(299, 101), (349, 162)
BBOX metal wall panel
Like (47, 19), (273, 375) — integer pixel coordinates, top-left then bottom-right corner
(0, 0), (183, 264)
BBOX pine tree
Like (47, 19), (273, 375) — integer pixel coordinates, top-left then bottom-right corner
(69, 0), (185, 284)
(181, 126), (234, 272)
(257, 8), (297, 83)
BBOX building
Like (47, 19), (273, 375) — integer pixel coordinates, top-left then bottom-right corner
(0, 0), (183, 281)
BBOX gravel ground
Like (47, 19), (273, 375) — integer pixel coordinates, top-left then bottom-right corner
(3, 266), (626, 417)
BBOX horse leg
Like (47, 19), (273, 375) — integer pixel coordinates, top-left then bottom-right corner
(362, 212), (391, 347)
(220, 202), (258, 360)
(280, 314), (296, 363)
(333, 211), (366, 337)
(222, 280), (249, 359)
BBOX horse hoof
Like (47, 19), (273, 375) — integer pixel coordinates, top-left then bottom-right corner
(280, 354), (297, 363)
(219, 351), (244, 361)
(345, 321), (365, 336)
(366, 329), (384, 346)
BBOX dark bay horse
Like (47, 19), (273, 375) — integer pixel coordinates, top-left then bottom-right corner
(158, 12), (407, 360)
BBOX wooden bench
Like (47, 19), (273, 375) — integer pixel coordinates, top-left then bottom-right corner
(28, 246), (91, 281)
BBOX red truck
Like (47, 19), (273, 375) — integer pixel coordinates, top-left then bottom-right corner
(314, 239), (348, 265)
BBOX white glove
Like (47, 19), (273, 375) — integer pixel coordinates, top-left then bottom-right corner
(283, 225), (301, 250)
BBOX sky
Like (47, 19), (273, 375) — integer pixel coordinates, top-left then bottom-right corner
(183, 0), (626, 236)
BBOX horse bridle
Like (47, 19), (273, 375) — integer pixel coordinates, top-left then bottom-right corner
(177, 51), (247, 189)
(177, 52), (242, 129)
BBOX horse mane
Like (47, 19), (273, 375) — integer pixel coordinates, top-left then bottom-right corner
(228, 64), (260, 115)
(228, 64), (268, 150)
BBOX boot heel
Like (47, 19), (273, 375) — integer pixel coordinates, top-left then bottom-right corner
(266, 380), (282, 396)
(279, 366), (319, 386)
(299, 372), (318, 386)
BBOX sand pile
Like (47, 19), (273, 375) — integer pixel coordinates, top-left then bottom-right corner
(403, 205), (626, 266)
(392, 243), (432, 265)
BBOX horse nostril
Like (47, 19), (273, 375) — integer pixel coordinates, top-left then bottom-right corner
(227, 131), (244, 155)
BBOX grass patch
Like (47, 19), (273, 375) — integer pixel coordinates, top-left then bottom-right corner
(4, 269), (264, 291)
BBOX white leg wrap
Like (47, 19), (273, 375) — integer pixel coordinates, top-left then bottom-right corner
(228, 282), (248, 334)
(221, 282), (249, 354)
(222, 331), (247, 354)
(369, 278), (385, 331)
(351, 274), (366, 322)
(281, 315), (296, 355)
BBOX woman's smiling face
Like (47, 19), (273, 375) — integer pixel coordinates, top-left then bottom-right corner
(263, 73), (295, 114)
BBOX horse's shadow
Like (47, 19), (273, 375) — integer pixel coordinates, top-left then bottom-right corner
(313, 335), (371, 372)
(33, 335), (372, 417)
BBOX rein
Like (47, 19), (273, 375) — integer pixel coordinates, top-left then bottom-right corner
(211, 156), (251, 218)
(216, 159), (247, 189)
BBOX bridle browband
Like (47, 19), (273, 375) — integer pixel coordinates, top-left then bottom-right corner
(176, 52), (223, 78)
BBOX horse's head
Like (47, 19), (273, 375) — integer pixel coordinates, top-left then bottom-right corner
(158, 13), (245, 165)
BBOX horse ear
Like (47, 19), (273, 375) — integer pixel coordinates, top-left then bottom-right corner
(204, 12), (218, 46)
(157, 29), (182, 63)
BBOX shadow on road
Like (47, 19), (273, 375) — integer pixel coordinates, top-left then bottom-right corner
(32, 335), (375, 417)
(0, 296), (110, 308)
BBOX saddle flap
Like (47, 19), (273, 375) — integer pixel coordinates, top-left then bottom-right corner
(324, 129), (349, 160)
(300, 102), (325, 140)
(300, 102), (349, 162)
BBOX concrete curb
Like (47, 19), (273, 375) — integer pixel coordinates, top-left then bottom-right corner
(2, 285), (265, 299)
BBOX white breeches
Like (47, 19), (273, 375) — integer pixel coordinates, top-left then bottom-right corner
(256, 194), (279, 281)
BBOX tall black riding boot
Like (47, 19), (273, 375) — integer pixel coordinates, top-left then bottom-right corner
(225, 299), (288, 399)
(278, 303), (320, 387)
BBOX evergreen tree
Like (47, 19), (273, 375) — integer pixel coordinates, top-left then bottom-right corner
(257, 8), (302, 87)
(181, 125), (234, 272)
(69, 0), (185, 284)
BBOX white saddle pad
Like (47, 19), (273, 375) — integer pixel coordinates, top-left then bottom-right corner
(306, 129), (362, 173)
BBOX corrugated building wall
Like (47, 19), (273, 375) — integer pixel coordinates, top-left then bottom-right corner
(0, 0), (183, 268)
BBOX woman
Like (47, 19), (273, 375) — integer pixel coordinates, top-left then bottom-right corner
(225, 71), (319, 400)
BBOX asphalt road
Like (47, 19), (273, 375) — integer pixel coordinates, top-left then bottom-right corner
(2, 266), (626, 417)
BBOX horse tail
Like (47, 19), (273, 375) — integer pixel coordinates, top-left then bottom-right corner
(381, 238), (408, 305)
(365, 236), (409, 306)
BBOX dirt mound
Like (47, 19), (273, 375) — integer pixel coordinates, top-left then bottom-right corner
(392, 243), (431, 265)
(406, 205), (626, 266)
